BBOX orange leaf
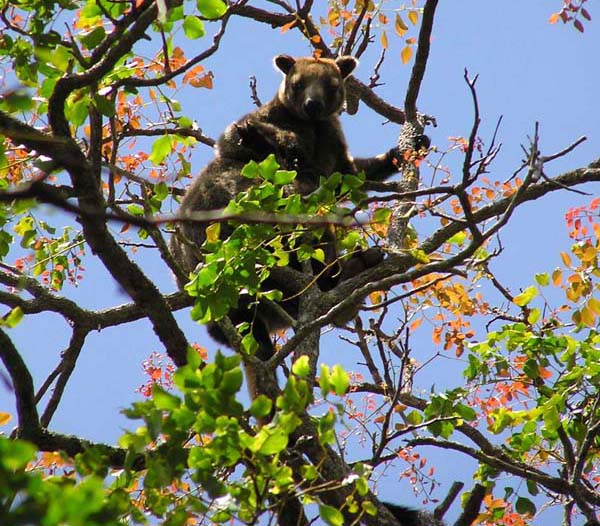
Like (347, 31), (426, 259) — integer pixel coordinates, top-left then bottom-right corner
(369, 290), (384, 305)
(552, 268), (562, 286)
(311, 34), (321, 44)
(560, 251), (572, 267)
(409, 317), (423, 331)
(408, 10), (418, 25)
(280, 19), (296, 33)
(400, 45), (413, 64)
(381, 30), (388, 49)
(190, 72), (214, 89)
(0, 412), (11, 425)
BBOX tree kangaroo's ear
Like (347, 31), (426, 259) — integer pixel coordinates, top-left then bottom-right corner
(335, 56), (358, 78)
(274, 54), (296, 75)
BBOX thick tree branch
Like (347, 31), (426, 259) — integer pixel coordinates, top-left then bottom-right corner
(0, 329), (39, 437)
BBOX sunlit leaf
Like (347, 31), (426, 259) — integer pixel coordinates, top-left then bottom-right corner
(394, 14), (408, 36)
(513, 286), (538, 307)
(319, 504), (344, 526)
(401, 45), (413, 64)
(183, 15), (206, 39)
(4, 307), (24, 328)
(197, 0), (227, 19)
(381, 30), (388, 49)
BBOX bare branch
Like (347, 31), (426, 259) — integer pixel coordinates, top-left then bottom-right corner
(404, 0), (439, 122)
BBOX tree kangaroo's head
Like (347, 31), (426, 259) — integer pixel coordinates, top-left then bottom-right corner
(275, 55), (357, 121)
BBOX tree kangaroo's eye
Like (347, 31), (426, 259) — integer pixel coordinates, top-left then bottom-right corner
(326, 79), (340, 93)
(291, 79), (304, 92)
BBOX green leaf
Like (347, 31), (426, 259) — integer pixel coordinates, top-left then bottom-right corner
(257, 154), (280, 181)
(300, 464), (318, 481)
(527, 308), (541, 325)
(319, 504), (344, 526)
(80, 26), (106, 49)
(361, 500), (377, 516)
(405, 411), (423, 425)
(183, 15), (206, 39)
(447, 230), (467, 246)
(0, 437), (36, 470)
(319, 364), (331, 396)
(240, 160), (259, 179)
(154, 181), (169, 201)
(330, 364), (349, 396)
(152, 384), (180, 410)
(197, 0), (227, 19)
(66, 97), (90, 126)
(373, 207), (391, 224)
(252, 428), (288, 455)
(221, 368), (243, 394)
(93, 94), (115, 117)
(455, 403), (476, 421)
(4, 306), (24, 328)
(149, 135), (174, 165)
(250, 395), (272, 418)
(543, 406), (561, 432)
(515, 496), (537, 516)
(409, 248), (430, 263)
(534, 273), (550, 286)
(241, 333), (258, 355)
(292, 355), (310, 378)
(273, 170), (296, 186)
(513, 286), (538, 307)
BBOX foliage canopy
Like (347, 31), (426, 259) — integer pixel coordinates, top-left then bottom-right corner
(0, 1), (599, 525)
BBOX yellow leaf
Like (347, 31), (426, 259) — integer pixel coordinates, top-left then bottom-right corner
(328, 8), (340, 27)
(513, 286), (538, 307)
(587, 297), (600, 315)
(381, 30), (388, 49)
(582, 244), (598, 263)
(205, 223), (221, 242)
(408, 10), (419, 25)
(566, 285), (580, 302)
(401, 45), (413, 65)
(580, 305), (595, 327)
(0, 412), (11, 425)
(394, 14), (408, 36)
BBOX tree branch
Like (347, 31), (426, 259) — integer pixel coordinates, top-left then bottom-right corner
(0, 329), (40, 438)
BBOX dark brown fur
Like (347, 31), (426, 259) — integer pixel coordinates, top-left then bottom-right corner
(171, 55), (401, 363)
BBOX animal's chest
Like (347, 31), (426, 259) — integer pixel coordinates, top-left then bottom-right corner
(289, 122), (339, 176)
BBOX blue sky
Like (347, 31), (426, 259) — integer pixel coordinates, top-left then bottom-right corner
(1, 1), (599, 523)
